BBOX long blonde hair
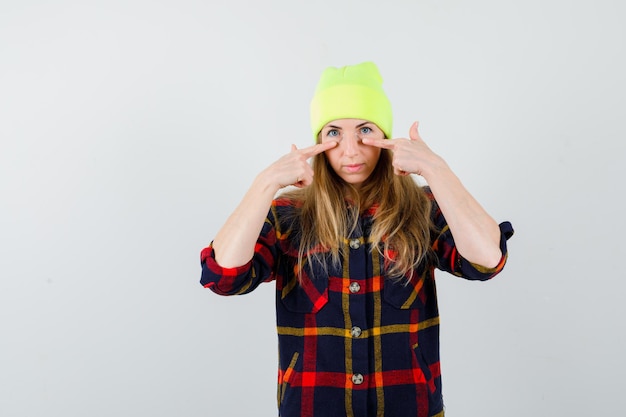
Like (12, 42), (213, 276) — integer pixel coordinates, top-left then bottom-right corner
(280, 149), (435, 282)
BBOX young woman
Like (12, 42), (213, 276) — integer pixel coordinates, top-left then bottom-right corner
(200, 62), (514, 417)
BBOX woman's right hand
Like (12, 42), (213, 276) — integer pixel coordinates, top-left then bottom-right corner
(212, 140), (336, 268)
(263, 141), (337, 189)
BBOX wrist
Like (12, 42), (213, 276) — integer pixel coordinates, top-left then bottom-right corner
(254, 169), (282, 195)
(419, 154), (449, 181)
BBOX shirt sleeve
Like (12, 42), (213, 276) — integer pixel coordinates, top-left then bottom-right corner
(427, 188), (515, 281)
(199, 206), (281, 295)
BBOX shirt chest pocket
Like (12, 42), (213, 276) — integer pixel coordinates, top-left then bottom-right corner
(382, 273), (429, 310)
(279, 261), (329, 314)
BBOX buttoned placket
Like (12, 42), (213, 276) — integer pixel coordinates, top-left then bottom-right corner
(346, 226), (369, 415)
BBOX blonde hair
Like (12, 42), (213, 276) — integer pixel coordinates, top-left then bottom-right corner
(280, 149), (435, 283)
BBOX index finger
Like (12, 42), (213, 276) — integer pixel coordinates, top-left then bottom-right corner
(362, 137), (395, 150)
(300, 141), (337, 158)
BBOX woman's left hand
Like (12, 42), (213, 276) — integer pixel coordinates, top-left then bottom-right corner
(366, 121), (503, 268)
(362, 121), (442, 177)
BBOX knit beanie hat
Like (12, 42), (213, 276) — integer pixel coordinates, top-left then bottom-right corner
(310, 61), (392, 140)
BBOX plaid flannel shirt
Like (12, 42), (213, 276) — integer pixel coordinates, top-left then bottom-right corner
(200, 188), (514, 417)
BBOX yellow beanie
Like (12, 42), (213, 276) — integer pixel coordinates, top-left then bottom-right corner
(310, 61), (392, 140)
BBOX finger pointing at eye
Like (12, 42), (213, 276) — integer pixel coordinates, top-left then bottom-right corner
(362, 137), (394, 149)
(297, 141), (337, 159)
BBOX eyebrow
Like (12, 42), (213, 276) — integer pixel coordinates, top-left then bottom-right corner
(325, 121), (372, 130)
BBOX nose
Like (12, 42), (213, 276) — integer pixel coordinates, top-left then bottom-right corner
(341, 131), (361, 156)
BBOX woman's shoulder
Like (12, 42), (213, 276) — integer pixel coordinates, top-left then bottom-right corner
(420, 185), (434, 200)
(270, 191), (305, 229)
(272, 190), (305, 209)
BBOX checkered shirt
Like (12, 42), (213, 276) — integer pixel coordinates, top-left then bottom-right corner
(200, 188), (514, 417)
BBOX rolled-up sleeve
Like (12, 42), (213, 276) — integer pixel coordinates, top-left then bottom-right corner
(428, 190), (515, 281)
(200, 210), (280, 295)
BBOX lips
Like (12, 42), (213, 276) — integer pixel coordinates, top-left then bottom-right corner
(344, 164), (363, 173)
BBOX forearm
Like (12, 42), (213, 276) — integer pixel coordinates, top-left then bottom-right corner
(212, 172), (281, 268)
(423, 161), (502, 268)
(211, 141), (335, 268)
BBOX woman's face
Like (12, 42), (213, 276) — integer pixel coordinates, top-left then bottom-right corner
(319, 119), (383, 189)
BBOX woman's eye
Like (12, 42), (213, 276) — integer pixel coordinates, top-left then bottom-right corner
(360, 126), (373, 135)
(327, 129), (340, 137)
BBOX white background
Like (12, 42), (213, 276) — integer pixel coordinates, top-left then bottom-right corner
(1, 0), (625, 416)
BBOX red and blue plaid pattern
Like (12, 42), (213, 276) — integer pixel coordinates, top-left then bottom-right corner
(200, 188), (514, 417)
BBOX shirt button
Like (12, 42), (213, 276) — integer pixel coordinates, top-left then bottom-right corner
(349, 282), (361, 293)
(349, 239), (361, 249)
(352, 373), (364, 385)
(351, 326), (362, 338)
